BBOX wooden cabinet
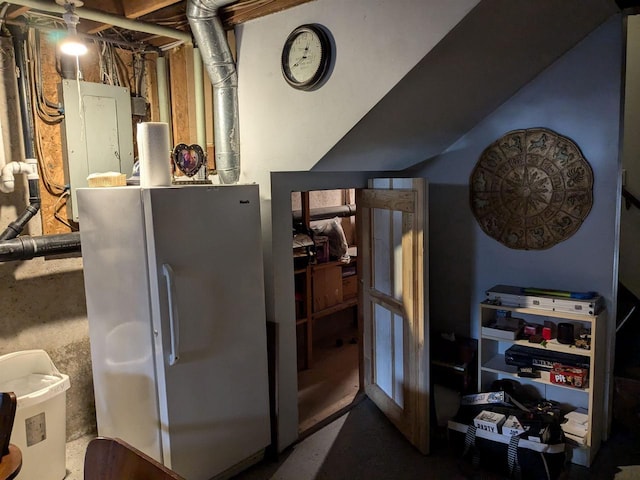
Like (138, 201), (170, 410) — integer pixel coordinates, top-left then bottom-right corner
(295, 260), (358, 370)
(478, 301), (606, 467)
(312, 263), (343, 312)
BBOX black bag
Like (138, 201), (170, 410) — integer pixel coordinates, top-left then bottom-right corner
(448, 421), (567, 480)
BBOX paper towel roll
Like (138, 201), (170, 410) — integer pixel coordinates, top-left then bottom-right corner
(137, 122), (171, 187)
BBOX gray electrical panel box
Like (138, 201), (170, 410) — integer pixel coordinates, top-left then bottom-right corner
(60, 80), (134, 222)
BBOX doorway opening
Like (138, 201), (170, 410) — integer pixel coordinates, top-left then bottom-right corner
(292, 188), (363, 434)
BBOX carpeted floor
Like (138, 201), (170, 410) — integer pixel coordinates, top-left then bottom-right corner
(233, 397), (640, 480)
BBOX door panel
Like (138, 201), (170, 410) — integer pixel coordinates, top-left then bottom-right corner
(143, 186), (271, 478)
(358, 177), (428, 454)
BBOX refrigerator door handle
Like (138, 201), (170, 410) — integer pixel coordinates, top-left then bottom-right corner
(162, 263), (180, 366)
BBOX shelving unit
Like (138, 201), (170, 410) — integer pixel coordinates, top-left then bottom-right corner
(295, 259), (357, 370)
(478, 301), (606, 467)
(293, 190), (358, 370)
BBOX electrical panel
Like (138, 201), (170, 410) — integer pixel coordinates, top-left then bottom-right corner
(60, 80), (134, 222)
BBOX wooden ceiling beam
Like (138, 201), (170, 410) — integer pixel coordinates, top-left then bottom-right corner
(6, 6), (31, 20)
(124, 0), (183, 19)
(82, 0), (124, 16)
(221, 0), (314, 28)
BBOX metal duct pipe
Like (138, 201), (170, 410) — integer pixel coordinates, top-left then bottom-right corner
(187, 0), (240, 184)
(0, 232), (81, 262)
(6, 0), (192, 45)
(292, 204), (357, 223)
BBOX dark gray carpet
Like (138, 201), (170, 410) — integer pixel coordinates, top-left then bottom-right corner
(233, 397), (640, 480)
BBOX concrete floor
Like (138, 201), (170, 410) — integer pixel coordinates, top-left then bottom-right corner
(64, 434), (93, 480)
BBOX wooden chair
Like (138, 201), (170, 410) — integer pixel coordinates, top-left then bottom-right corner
(0, 392), (21, 480)
(84, 437), (185, 480)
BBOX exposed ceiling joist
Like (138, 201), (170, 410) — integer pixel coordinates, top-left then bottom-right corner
(3, 0), (315, 49)
(124, 0), (183, 19)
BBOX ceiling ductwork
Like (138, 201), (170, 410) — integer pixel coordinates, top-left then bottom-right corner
(187, 0), (240, 184)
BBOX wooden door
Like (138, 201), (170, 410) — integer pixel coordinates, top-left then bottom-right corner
(357, 178), (429, 454)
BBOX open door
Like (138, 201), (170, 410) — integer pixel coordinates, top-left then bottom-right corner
(356, 177), (429, 454)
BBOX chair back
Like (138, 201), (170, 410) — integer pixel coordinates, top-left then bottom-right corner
(0, 393), (17, 457)
(84, 437), (185, 480)
(0, 393), (21, 480)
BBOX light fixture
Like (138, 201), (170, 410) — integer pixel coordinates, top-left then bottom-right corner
(56, 0), (87, 56)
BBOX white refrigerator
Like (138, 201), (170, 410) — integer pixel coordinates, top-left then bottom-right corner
(77, 184), (271, 480)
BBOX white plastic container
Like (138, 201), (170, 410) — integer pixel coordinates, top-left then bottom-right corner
(0, 350), (71, 480)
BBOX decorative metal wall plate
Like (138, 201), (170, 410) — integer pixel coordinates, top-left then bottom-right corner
(470, 128), (593, 250)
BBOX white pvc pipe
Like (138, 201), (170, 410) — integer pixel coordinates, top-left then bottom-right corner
(156, 56), (171, 124)
(0, 159), (38, 193)
(7, 0), (192, 45)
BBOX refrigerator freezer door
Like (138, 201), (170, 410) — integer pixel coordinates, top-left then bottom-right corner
(143, 185), (270, 480)
(78, 187), (163, 461)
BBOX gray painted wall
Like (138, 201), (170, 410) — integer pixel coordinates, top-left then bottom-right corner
(409, 15), (622, 430)
(239, 2), (621, 448)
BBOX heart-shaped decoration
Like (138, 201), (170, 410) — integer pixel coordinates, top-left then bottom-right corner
(173, 143), (205, 177)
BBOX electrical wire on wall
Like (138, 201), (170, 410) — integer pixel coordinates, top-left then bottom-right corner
(52, 189), (73, 230)
(27, 29), (64, 124)
(24, 27), (67, 196)
(97, 37), (123, 87)
(3, 7), (160, 235)
(133, 51), (146, 97)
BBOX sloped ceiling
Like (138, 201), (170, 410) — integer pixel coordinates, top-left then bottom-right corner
(314, 0), (620, 172)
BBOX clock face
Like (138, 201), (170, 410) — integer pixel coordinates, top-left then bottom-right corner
(287, 30), (323, 83)
(282, 25), (331, 90)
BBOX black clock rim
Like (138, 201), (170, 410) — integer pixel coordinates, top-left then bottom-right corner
(281, 24), (331, 91)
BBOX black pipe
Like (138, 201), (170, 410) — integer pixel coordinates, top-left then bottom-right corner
(292, 204), (356, 222)
(0, 233), (81, 262)
(8, 25), (35, 159)
(0, 178), (42, 241)
(1, 28), (43, 240)
(0, 204), (39, 241)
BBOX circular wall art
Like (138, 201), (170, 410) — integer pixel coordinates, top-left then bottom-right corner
(469, 127), (593, 250)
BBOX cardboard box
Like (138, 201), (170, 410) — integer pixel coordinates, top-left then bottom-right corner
(550, 363), (589, 389)
(502, 415), (528, 437)
(461, 391), (505, 406)
(474, 410), (506, 434)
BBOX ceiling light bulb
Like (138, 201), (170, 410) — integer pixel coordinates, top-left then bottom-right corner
(60, 35), (88, 56)
(58, 0), (87, 56)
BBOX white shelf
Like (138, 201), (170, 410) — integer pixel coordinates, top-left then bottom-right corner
(480, 301), (599, 323)
(481, 335), (594, 359)
(478, 299), (606, 467)
(481, 354), (590, 393)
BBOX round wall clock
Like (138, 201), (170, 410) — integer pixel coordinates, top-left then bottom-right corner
(470, 128), (593, 250)
(281, 24), (332, 91)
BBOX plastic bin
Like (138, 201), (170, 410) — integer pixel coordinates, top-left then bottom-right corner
(0, 350), (71, 480)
